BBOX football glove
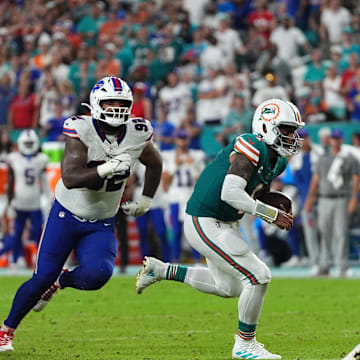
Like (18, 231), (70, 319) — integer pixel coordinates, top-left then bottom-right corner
(121, 195), (152, 217)
(97, 153), (131, 178)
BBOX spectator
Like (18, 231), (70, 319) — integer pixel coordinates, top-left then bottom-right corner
(346, 67), (360, 122)
(159, 71), (192, 128)
(303, 48), (327, 89)
(340, 52), (359, 90)
(305, 96), (327, 123)
(320, 0), (351, 45)
(196, 65), (228, 126)
(131, 82), (152, 119)
(305, 129), (359, 277)
(99, 11), (124, 38)
(36, 70), (59, 129)
(69, 58), (97, 100)
(339, 27), (360, 70)
(50, 52), (69, 85)
(131, 26), (153, 68)
(323, 63), (346, 120)
(215, 13), (244, 65)
(270, 13), (311, 68)
(32, 33), (52, 70)
(199, 34), (225, 74)
(216, 92), (253, 146)
(239, 23), (268, 72)
(42, 101), (66, 142)
(252, 72), (288, 106)
(76, 3), (106, 46)
(177, 108), (202, 150)
(153, 104), (175, 151)
(201, 2), (220, 29)
(96, 42), (121, 78)
(0, 73), (16, 126)
(58, 80), (77, 119)
(8, 77), (38, 129)
(248, 0), (275, 43)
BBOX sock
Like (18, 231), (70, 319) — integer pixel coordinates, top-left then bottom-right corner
(1, 324), (15, 335)
(165, 264), (188, 282)
(237, 283), (268, 341)
(238, 320), (256, 341)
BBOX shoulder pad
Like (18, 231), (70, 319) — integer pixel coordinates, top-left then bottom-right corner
(62, 116), (85, 140)
(129, 117), (153, 142)
(233, 133), (264, 167)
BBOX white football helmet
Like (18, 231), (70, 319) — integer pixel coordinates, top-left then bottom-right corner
(18, 129), (40, 155)
(252, 99), (305, 157)
(82, 76), (133, 127)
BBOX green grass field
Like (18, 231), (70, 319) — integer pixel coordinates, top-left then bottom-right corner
(0, 276), (359, 360)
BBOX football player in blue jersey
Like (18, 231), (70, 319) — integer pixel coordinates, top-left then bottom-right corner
(0, 76), (162, 352)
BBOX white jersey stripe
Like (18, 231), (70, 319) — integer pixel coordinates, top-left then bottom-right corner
(237, 138), (260, 156)
(234, 143), (259, 165)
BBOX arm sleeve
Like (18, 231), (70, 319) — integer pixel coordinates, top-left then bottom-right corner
(221, 174), (256, 214)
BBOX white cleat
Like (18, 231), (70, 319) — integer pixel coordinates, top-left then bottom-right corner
(135, 256), (166, 294)
(33, 269), (68, 312)
(33, 284), (58, 312)
(0, 331), (14, 352)
(232, 335), (281, 359)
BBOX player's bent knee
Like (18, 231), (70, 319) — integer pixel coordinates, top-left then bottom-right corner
(83, 266), (113, 290)
(257, 263), (271, 284)
(215, 283), (239, 298)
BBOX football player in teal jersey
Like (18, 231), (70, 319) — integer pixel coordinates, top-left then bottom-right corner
(136, 99), (304, 359)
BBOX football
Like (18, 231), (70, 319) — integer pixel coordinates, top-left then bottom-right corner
(257, 191), (292, 213)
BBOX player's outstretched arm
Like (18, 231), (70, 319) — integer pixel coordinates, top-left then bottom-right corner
(61, 136), (104, 189)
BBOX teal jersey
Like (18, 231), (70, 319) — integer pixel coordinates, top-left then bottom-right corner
(186, 133), (288, 222)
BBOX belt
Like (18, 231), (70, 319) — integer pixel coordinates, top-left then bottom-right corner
(319, 194), (348, 199)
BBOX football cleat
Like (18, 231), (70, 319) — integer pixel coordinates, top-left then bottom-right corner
(33, 269), (68, 312)
(0, 331), (14, 352)
(135, 256), (167, 294)
(232, 335), (281, 359)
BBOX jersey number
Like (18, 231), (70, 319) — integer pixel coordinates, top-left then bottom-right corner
(176, 169), (192, 187)
(104, 170), (130, 192)
(24, 168), (35, 185)
(132, 118), (148, 132)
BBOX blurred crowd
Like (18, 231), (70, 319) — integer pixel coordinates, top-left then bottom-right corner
(0, 0), (359, 274)
(1, 0), (360, 136)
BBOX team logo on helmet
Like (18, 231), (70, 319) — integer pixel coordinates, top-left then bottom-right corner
(260, 103), (280, 121)
(92, 80), (104, 93)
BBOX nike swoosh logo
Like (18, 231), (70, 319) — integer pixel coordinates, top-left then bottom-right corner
(104, 223), (111, 226)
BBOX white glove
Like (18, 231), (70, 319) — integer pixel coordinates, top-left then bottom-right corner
(97, 153), (131, 178)
(121, 195), (152, 217)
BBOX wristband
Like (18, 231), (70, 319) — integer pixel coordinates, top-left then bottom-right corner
(253, 200), (278, 223)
